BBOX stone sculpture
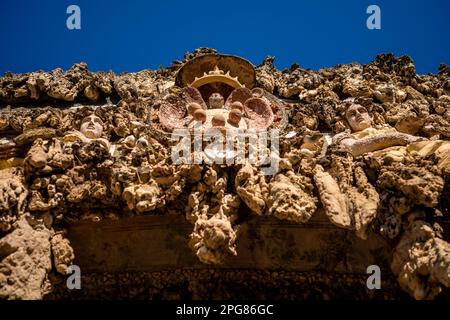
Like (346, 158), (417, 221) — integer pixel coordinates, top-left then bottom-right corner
(0, 49), (448, 300)
(334, 100), (450, 174)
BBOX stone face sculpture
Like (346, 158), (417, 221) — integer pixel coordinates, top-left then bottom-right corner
(80, 114), (104, 139)
(208, 92), (225, 109)
(63, 113), (110, 151)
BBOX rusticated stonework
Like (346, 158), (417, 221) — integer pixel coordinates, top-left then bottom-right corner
(0, 48), (449, 300)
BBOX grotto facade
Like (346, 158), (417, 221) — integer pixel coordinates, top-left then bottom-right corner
(0, 48), (449, 300)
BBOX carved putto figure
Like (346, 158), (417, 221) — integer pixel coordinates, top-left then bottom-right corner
(335, 100), (450, 173)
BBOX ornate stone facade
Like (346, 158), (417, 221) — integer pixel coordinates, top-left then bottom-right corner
(0, 48), (449, 299)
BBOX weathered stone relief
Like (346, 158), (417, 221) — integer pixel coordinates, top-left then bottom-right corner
(0, 49), (449, 299)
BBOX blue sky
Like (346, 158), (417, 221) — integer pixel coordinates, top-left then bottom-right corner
(0, 0), (448, 75)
